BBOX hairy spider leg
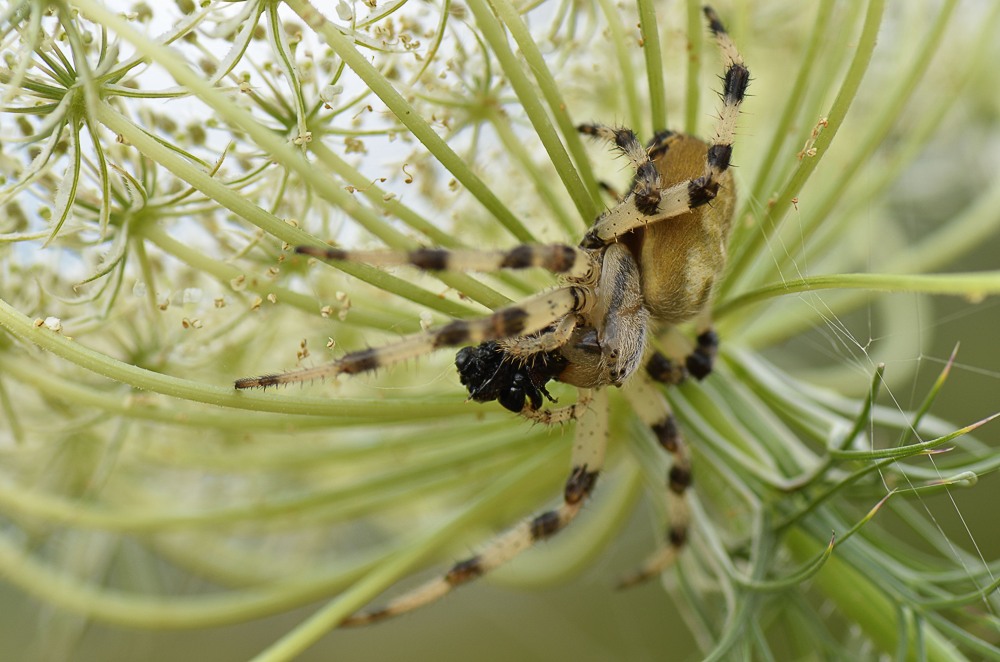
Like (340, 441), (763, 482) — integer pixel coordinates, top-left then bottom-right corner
(577, 124), (663, 214)
(341, 388), (608, 626)
(296, 244), (597, 281)
(618, 376), (693, 588)
(580, 7), (749, 248)
(519, 387), (594, 425)
(593, 243), (650, 384)
(645, 350), (688, 386)
(499, 313), (580, 358)
(645, 328), (721, 385)
(234, 285), (593, 389)
(685, 329), (720, 380)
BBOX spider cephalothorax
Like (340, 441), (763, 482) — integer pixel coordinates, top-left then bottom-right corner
(236, 5), (748, 626)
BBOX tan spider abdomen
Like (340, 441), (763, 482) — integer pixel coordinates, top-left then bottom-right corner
(637, 134), (736, 324)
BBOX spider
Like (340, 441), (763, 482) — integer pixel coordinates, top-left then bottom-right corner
(235, 6), (748, 626)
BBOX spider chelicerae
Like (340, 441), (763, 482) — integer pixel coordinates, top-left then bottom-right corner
(236, 6), (748, 626)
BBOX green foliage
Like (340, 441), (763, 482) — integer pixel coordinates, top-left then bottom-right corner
(1, 0), (999, 659)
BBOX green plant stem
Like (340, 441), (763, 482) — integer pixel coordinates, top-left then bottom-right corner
(716, 271), (1000, 322)
(138, 223), (411, 332)
(252, 441), (565, 662)
(0, 528), (384, 628)
(471, 0), (596, 223)
(0, 428), (547, 533)
(784, 528), (965, 661)
(741, 0), (835, 212)
(73, 0), (502, 315)
(595, 0), (643, 133)
(726, 169), (1000, 347)
(282, 0), (535, 243)
(721, 0), (886, 297)
(0, 296), (470, 418)
(683, 0), (703, 134)
(636, 0), (665, 131)
(769, 0), (960, 280)
(488, 0), (601, 220)
(487, 106), (577, 235)
(95, 104), (481, 319)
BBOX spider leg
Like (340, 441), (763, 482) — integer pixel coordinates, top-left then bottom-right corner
(645, 130), (676, 160)
(619, 375), (692, 588)
(645, 328), (720, 385)
(685, 328), (719, 380)
(341, 388), (608, 626)
(498, 314), (579, 358)
(595, 243), (650, 385)
(580, 7), (748, 248)
(519, 387), (593, 425)
(235, 286), (593, 389)
(645, 350), (687, 386)
(578, 123), (662, 213)
(296, 244), (597, 281)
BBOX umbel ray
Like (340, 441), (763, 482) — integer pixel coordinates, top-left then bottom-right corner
(236, 5), (749, 626)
